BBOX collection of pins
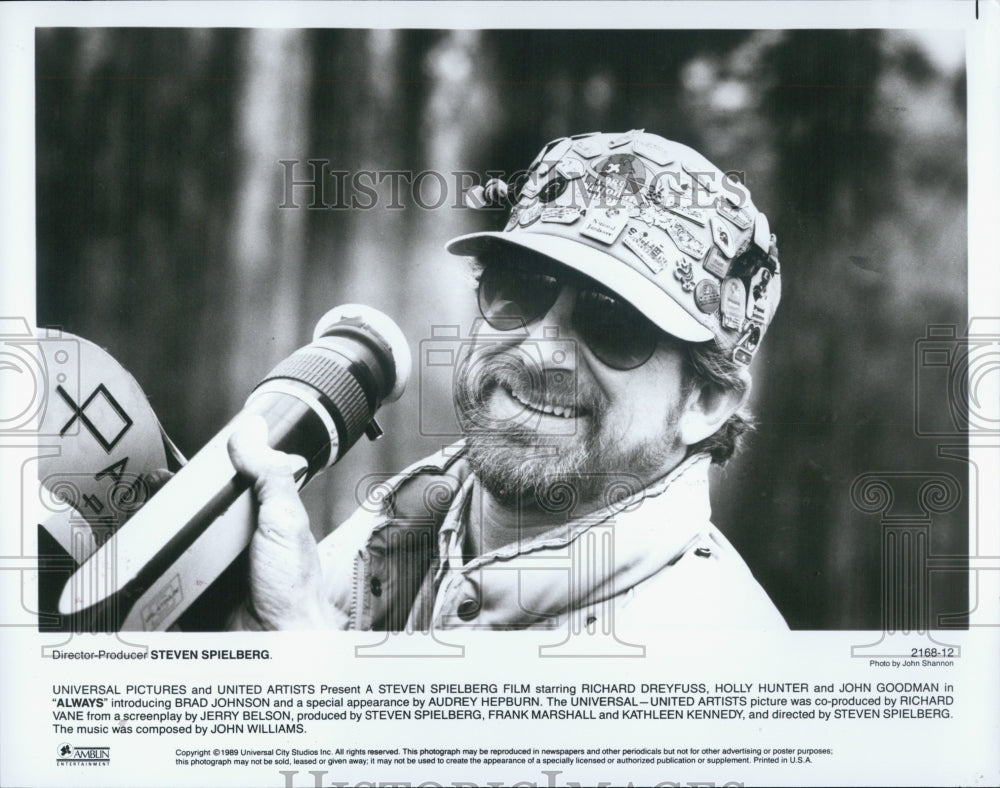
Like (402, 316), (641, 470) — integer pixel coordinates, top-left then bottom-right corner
(477, 132), (780, 363)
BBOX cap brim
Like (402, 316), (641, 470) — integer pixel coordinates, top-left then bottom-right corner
(446, 231), (714, 343)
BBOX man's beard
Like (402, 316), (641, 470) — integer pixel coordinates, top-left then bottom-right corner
(455, 345), (683, 516)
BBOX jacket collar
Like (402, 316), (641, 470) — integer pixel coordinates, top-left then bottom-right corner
(428, 449), (715, 627)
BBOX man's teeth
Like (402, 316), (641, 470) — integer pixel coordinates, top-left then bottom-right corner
(507, 387), (577, 417)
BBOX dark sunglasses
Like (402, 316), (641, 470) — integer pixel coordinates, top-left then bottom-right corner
(476, 256), (664, 370)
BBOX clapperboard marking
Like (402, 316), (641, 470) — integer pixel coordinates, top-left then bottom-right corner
(56, 384), (133, 452)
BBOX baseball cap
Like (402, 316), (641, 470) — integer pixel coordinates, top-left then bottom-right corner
(445, 130), (782, 365)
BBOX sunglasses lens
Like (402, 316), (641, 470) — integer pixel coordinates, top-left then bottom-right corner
(476, 254), (662, 370)
(575, 289), (661, 370)
(477, 263), (560, 331)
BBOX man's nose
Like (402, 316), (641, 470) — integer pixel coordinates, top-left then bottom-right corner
(521, 285), (581, 375)
(528, 286), (577, 339)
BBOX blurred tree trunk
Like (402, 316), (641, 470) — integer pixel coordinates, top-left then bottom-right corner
(214, 30), (312, 411)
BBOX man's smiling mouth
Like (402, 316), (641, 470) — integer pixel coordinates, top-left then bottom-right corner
(504, 384), (580, 418)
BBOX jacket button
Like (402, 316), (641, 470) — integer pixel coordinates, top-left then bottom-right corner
(370, 577), (382, 597)
(694, 546), (712, 558)
(456, 598), (480, 621)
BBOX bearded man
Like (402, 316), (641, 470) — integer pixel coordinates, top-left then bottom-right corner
(228, 130), (787, 631)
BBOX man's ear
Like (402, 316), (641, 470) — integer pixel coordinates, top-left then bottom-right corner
(678, 380), (750, 448)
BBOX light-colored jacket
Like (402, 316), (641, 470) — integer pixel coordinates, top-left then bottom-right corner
(315, 446), (787, 631)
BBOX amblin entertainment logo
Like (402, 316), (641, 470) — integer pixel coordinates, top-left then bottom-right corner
(56, 743), (111, 766)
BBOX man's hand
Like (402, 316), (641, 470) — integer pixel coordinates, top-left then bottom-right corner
(227, 416), (331, 630)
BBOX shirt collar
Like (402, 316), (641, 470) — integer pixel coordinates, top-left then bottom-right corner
(447, 452), (713, 567)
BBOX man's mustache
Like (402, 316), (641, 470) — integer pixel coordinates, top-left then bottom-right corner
(456, 343), (592, 415)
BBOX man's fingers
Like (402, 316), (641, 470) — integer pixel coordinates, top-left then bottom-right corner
(227, 416), (325, 629)
(228, 414), (312, 567)
(227, 415), (308, 504)
(145, 468), (174, 497)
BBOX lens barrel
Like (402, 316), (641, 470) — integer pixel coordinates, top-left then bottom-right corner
(252, 322), (397, 466)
